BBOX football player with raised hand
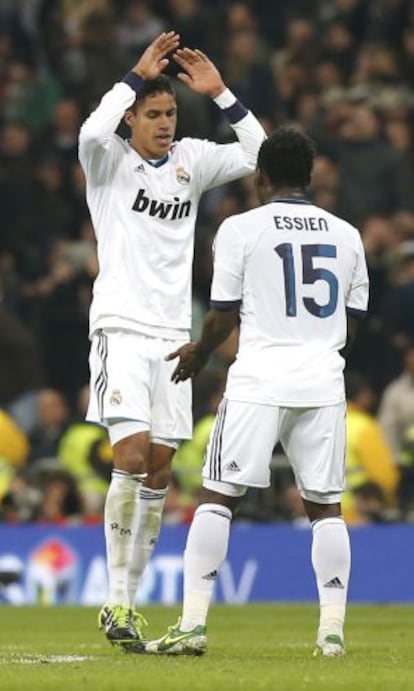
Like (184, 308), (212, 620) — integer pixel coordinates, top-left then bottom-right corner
(78, 31), (266, 652)
(146, 127), (369, 658)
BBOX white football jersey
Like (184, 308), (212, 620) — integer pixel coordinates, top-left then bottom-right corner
(210, 199), (369, 406)
(78, 81), (265, 339)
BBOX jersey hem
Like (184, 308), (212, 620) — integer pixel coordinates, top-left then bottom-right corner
(224, 394), (346, 407)
(90, 317), (190, 341)
(202, 475), (268, 489)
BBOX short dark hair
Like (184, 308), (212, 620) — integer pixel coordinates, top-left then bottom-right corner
(129, 75), (176, 112)
(257, 127), (316, 188)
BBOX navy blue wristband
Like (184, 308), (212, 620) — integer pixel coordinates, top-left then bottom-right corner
(222, 100), (248, 124)
(346, 307), (368, 319)
(210, 299), (242, 310)
(122, 71), (145, 93)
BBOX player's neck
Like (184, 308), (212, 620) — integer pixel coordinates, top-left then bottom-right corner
(131, 140), (170, 164)
(269, 186), (307, 202)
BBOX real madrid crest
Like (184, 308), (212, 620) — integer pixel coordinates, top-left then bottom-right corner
(109, 389), (122, 405)
(175, 165), (191, 185)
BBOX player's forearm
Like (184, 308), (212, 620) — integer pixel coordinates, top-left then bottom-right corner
(341, 315), (359, 358)
(197, 308), (239, 359)
(214, 89), (266, 169)
(79, 81), (136, 149)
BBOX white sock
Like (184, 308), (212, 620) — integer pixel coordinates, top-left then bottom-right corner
(311, 517), (351, 640)
(104, 469), (144, 606)
(127, 486), (167, 608)
(181, 503), (232, 631)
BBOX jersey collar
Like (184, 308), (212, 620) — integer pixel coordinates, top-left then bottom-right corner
(128, 141), (170, 168)
(270, 198), (312, 204)
(145, 153), (169, 168)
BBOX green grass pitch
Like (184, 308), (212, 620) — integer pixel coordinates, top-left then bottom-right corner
(0, 604), (413, 691)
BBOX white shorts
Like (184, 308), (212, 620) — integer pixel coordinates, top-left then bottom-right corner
(203, 398), (346, 501)
(87, 329), (192, 442)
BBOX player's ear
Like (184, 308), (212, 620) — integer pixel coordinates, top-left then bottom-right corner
(255, 167), (273, 204)
(254, 168), (266, 198)
(124, 109), (135, 128)
(255, 168), (265, 186)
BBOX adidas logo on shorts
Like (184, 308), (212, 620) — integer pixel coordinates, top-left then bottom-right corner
(225, 461), (240, 472)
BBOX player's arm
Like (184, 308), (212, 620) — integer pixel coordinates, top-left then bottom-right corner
(167, 217), (243, 382)
(341, 314), (359, 357)
(167, 308), (239, 383)
(342, 231), (369, 356)
(173, 48), (266, 187)
(78, 32), (179, 172)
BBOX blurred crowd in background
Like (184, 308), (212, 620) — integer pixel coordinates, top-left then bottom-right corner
(1, 0), (414, 527)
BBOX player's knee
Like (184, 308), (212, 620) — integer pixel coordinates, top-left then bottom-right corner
(113, 437), (147, 475)
(302, 496), (342, 523)
(145, 442), (175, 489)
(146, 464), (172, 490)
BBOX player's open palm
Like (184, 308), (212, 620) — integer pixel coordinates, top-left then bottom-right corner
(173, 48), (225, 98)
(133, 31), (180, 80)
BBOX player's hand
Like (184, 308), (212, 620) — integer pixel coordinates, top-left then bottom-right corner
(173, 48), (226, 98)
(165, 342), (209, 383)
(133, 31), (180, 80)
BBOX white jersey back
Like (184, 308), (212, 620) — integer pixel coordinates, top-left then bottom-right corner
(78, 81), (265, 339)
(210, 199), (369, 406)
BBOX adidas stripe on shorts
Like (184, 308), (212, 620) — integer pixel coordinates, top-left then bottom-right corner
(203, 398), (346, 496)
(87, 328), (192, 441)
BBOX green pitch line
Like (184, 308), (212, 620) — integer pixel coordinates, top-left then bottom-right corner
(0, 604), (413, 691)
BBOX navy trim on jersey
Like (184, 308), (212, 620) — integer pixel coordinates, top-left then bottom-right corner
(222, 100), (248, 124)
(146, 154), (169, 168)
(271, 198), (312, 205)
(122, 71), (145, 92)
(346, 307), (368, 319)
(210, 299), (241, 310)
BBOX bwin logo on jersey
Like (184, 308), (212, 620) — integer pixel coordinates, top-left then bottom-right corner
(132, 188), (191, 220)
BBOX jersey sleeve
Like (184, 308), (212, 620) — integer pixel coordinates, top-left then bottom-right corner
(210, 219), (244, 310)
(78, 80), (137, 184)
(195, 91), (266, 190)
(346, 232), (369, 318)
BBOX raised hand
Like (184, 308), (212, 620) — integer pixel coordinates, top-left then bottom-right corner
(173, 48), (226, 99)
(133, 31), (180, 80)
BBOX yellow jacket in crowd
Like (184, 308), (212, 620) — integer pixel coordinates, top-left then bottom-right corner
(342, 402), (400, 523)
